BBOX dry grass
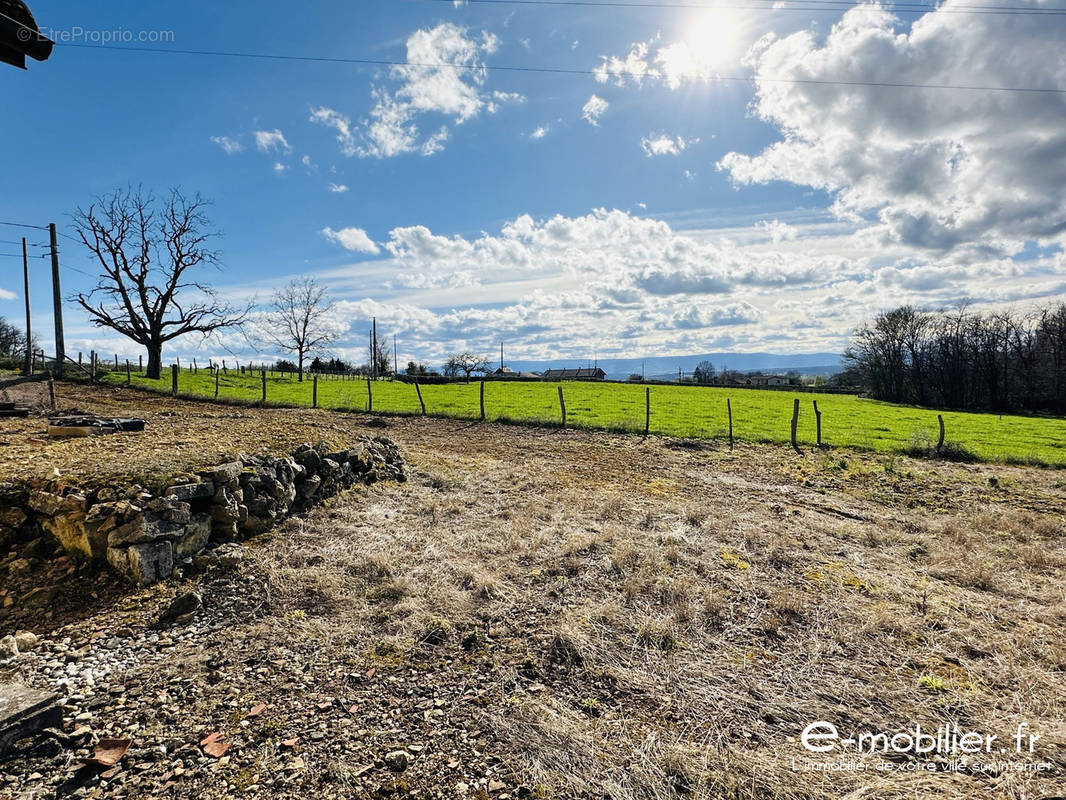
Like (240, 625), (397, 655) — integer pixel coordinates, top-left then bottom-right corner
(5, 384), (1066, 798)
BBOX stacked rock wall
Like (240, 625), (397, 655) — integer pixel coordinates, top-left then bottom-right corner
(0, 438), (404, 585)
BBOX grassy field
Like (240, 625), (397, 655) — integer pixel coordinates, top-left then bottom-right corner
(4, 385), (1066, 799)
(97, 368), (1066, 466)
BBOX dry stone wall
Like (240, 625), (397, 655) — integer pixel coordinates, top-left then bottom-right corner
(0, 438), (405, 586)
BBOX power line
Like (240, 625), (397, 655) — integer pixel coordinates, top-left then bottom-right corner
(0, 220), (48, 231)
(426, 0), (1066, 15)
(58, 42), (1066, 94)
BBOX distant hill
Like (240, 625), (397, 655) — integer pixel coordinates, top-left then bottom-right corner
(500, 352), (844, 381)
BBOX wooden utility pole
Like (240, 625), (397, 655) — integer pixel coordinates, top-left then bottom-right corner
(22, 238), (31, 376)
(48, 223), (64, 376)
(371, 317), (378, 380)
(393, 334), (398, 377)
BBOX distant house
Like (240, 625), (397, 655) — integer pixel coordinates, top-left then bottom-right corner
(541, 367), (606, 381)
(493, 365), (516, 376)
(745, 374), (789, 387)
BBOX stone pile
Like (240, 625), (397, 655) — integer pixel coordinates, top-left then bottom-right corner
(0, 438), (405, 586)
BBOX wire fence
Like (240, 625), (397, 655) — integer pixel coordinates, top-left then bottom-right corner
(73, 359), (1066, 467)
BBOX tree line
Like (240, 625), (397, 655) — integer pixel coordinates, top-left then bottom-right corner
(846, 304), (1066, 413)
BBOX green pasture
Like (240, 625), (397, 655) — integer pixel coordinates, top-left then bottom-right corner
(100, 368), (1066, 467)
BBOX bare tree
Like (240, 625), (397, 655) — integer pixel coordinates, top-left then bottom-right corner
(261, 278), (338, 381)
(443, 352), (491, 379)
(74, 187), (247, 379)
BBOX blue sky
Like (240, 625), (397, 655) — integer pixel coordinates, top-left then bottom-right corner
(2, 0), (1065, 368)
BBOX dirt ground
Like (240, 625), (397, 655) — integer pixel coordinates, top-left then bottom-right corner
(1, 383), (1065, 799)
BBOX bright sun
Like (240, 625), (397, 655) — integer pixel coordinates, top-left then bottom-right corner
(684, 9), (744, 70)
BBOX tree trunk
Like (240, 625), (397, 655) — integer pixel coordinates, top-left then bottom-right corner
(297, 351), (304, 382)
(146, 342), (163, 380)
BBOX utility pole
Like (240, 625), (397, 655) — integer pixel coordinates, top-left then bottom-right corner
(500, 341), (504, 371)
(371, 317), (378, 380)
(393, 334), (397, 376)
(22, 238), (31, 376)
(49, 223), (65, 377)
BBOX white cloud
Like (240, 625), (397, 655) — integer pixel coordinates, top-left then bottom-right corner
(254, 129), (291, 154)
(756, 219), (798, 243)
(327, 183), (349, 193)
(349, 23), (515, 158)
(717, 3), (1066, 254)
(210, 135), (243, 154)
(529, 125), (549, 140)
(0, 288), (15, 300)
(641, 133), (689, 157)
(594, 27), (749, 91)
(273, 162), (287, 173)
(582, 94), (608, 126)
(309, 107), (357, 156)
(322, 226), (380, 254)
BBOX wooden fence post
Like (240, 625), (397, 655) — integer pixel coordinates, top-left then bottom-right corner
(727, 398), (733, 450)
(480, 380), (486, 421)
(30, 350), (35, 372)
(139, 354), (142, 372)
(193, 357), (198, 374)
(790, 398), (801, 452)
(312, 374), (318, 409)
(47, 377), (56, 411)
(261, 370), (267, 404)
(644, 386), (651, 435)
(558, 385), (567, 427)
(171, 364), (178, 396)
(366, 377), (373, 413)
(113, 353), (118, 369)
(215, 366), (220, 399)
(90, 351), (97, 382)
(126, 359), (131, 385)
(415, 380), (426, 415)
(936, 414), (945, 454)
(813, 400), (822, 447)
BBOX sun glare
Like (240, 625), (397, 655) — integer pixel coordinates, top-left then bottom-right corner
(682, 9), (745, 73)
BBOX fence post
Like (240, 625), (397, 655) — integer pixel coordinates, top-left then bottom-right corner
(261, 370), (267, 404)
(936, 414), (945, 454)
(312, 374), (318, 409)
(644, 386), (651, 436)
(214, 366), (220, 399)
(480, 380), (486, 421)
(558, 385), (567, 427)
(790, 397), (801, 452)
(126, 359), (131, 385)
(78, 351), (82, 365)
(193, 357), (198, 374)
(415, 380), (426, 415)
(727, 398), (733, 450)
(114, 353), (118, 369)
(139, 354), (142, 372)
(171, 363), (178, 396)
(91, 351), (97, 382)
(366, 377), (373, 413)
(813, 400), (822, 447)
(47, 376), (56, 411)
(30, 350), (35, 372)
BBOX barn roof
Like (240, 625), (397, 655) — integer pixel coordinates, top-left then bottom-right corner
(0, 0), (53, 68)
